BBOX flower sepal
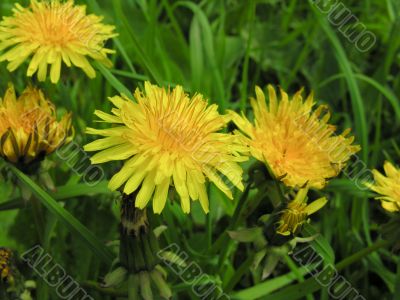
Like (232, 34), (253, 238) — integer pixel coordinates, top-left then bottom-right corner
(101, 266), (128, 288)
(117, 193), (172, 299)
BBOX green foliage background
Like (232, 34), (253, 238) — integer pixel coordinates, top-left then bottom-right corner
(0, 0), (399, 299)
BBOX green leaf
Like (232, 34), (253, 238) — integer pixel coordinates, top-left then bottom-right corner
(112, 0), (164, 85)
(302, 223), (335, 265)
(394, 259), (400, 299)
(54, 181), (114, 199)
(319, 73), (400, 121)
(258, 277), (321, 300)
(175, 1), (226, 108)
(0, 181), (114, 211)
(309, 0), (368, 163)
(231, 265), (318, 300)
(8, 163), (114, 265)
(94, 61), (134, 100)
(228, 227), (263, 243)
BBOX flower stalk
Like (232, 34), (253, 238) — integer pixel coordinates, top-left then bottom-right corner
(107, 192), (172, 300)
(119, 193), (160, 274)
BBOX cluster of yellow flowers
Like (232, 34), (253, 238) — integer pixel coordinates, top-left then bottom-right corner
(0, 0), (116, 167)
(0, 0), (397, 239)
(84, 81), (361, 237)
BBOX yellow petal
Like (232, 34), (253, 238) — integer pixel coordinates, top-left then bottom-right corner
(381, 200), (399, 212)
(90, 143), (136, 164)
(123, 163), (148, 195)
(37, 59), (48, 82)
(84, 136), (126, 152)
(196, 182), (209, 213)
(153, 178), (170, 214)
(136, 171), (156, 209)
(94, 110), (123, 123)
(383, 161), (398, 178)
(203, 166), (232, 199)
(108, 156), (140, 190)
(292, 187), (309, 205)
(50, 53), (62, 83)
(304, 197), (328, 215)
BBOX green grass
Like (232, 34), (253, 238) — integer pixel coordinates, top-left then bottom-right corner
(0, 0), (399, 299)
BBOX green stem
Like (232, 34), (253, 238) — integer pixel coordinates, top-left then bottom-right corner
(216, 183), (252, 272)
(161, 0), (188, 48)
(112, 0), (163, 85)
(284, 254), (305, 283)
(394, 258), (400, 298)
(284, 255), (314, 300)
(239, 0), (256, 111)
(263, 161), (285, 204)
(266, 239), (393, 299)
(231, 182), (253, 229)
(224, 252), (255, 292)
(206, 212), (212, 249)
(272, 176), (286, 204)
(31, 196), (45, 245)
(211, 182), (253, 254)
(336, 239), (392, 271)
(120, 194), (160, 273)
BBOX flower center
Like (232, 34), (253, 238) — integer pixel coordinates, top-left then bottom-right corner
(277, 203), (308, 234)
(0, 106), (49, 135)
(36, 15), (79, 46)
(155, 115), (203, 155)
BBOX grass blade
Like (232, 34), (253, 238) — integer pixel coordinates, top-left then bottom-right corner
(94, 61), (134, 99)
(8, 163), (114, 265)
(309, 0), (368, 163)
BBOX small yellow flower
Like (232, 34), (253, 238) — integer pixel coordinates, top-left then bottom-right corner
(0, 0), (117, 83)
(276, 188), (327, 236)
(84, 82), (246, 214)
(0, 84), (73, 165)
(366, 161), (400, 212)
(0, 248), (12, 282)
(230, 85), (360, 189)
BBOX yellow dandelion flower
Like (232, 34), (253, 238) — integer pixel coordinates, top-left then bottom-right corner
(0, 0), (117, 83)
(84, 82), (246, 214)
(366, 161), (400, 212)
(229, 85), (360, 189)
(276, 187), (327, 236)
(0, 84), (73, 165)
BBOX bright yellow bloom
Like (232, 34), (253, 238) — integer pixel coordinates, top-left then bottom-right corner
(276, 187), (327, 236)
(230, 85), (360, 189)
(0, 0), (116, 83)
(84, 82), (246, 214)
(366, 161), (400, 212)
(0, 84), (73, 165)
